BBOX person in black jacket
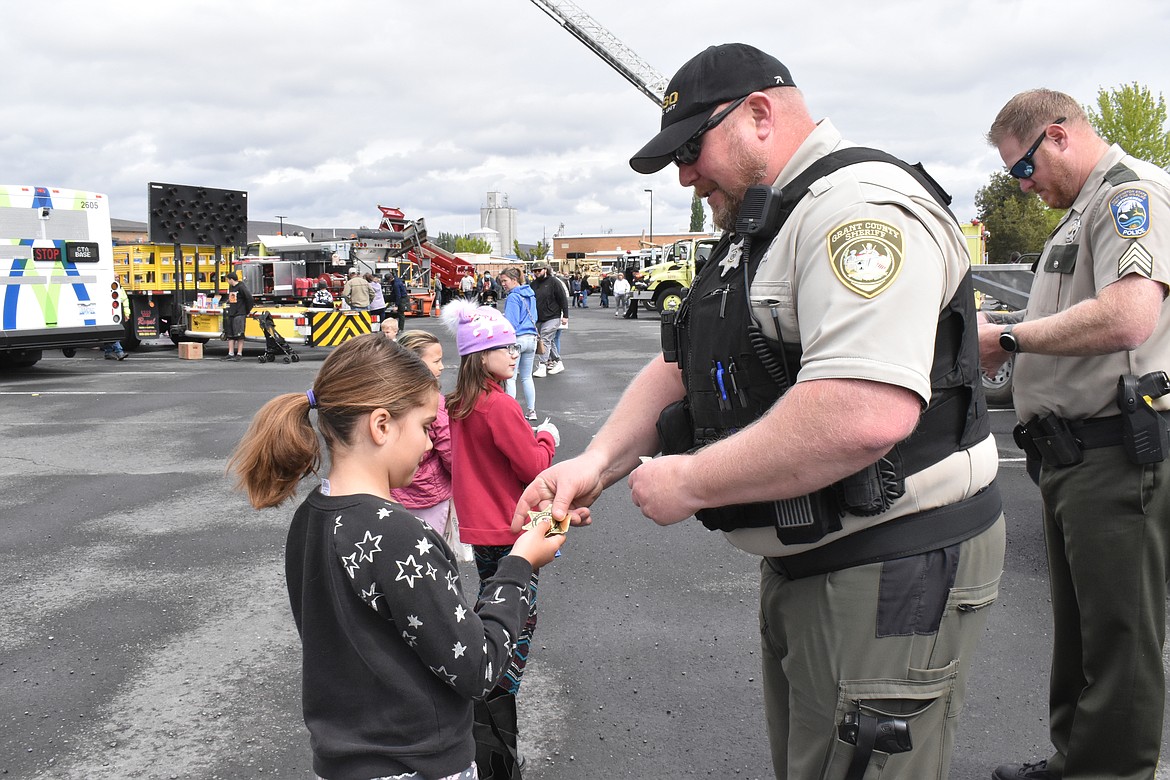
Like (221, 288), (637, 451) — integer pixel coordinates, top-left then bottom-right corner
(221, 271), (253, 360)
(386, 271), (409, 332)
(599, 272), (614, 308)
(229, 334), (564, 780)
(621, 261), (639, 319)
(530, 262), (569, 376)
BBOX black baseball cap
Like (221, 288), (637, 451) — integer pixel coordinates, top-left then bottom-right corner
(629, 43), (796, 175)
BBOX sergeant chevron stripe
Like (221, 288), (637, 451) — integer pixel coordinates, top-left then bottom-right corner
(1118, 242), (1154, 279)
(309, 310), (371, 346)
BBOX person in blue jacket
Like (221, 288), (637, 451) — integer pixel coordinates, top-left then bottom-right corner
(498, 267), (540, 420)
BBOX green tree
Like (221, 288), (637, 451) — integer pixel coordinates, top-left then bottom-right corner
(975, 171), (1061, 262)
(434, 232), (493, 254)
(454, 235), (493, 254)
(689, 192), (706, 232)
(513, 239), (551, 264)
(434, 231), (459, 253)
(1086, 82), (1170, 168)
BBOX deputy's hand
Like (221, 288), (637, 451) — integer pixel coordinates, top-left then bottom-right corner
(511, 455), (600, 533)
(977, 321), (1010, 375)
(628, 455), (701, 525)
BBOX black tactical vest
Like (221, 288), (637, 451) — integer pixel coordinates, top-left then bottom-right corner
(663, 148), (990, 539)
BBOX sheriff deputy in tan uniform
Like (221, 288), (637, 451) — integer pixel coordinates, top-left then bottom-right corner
(513, 43), (1004, 780)
(981, 90), (1170, 780)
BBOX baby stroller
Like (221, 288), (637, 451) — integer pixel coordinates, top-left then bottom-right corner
(257, 311), (300, 364)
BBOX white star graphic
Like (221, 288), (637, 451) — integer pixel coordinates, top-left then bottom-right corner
(407, 614), (423, 629)
(454, 604), (467, 622)
(355, 531), (383, 563)
(377, 507), (392, 520)
(485, 586), (506, 604)
(445, 571), (460, 593)
(333, 516), (343, 534)
(361, 582), (383, 609)
(402, 631), (418, 647)
(425, 562), (438, 580)
(341, 552), (360, 579)
(431, 665), (458, 685)
(395, 555), (424, 588)
(484, 661), (493, 681)
(416, 537), (434, 557)
(453, 641), (467, 659)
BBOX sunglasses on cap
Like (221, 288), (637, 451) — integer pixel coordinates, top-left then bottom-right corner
(670, 96), (749, 167)
(1008, 117), (1066, 179)
(489, 344), (521, 357)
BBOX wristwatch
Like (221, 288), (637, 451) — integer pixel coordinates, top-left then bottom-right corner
(999, 324), (1021, 354)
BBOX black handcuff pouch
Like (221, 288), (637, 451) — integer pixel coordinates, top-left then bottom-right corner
(1019, 414), (1083, 467)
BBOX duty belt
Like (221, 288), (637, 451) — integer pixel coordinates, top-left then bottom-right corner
(1015, 412), (1170, 451)
(764, 484), (1001, 580)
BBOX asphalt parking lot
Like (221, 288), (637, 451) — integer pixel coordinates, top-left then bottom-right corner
(1, 305), (1168, 779)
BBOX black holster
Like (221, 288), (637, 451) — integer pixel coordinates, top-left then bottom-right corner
(1016, 414), (1083, 468)
(1118, 372), (1170, 465)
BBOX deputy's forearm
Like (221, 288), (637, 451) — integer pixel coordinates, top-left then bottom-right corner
(1014, 276), (1164, 356)
(686, 378), (921, 507)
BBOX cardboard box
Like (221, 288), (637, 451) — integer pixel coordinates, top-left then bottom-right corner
(178, 342), (203, 360)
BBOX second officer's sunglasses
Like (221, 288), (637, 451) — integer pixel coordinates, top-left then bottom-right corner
(1009, 117), (1065, 179)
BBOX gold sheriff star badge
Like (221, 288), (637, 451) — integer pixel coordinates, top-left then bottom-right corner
(522, 507), (569, 537)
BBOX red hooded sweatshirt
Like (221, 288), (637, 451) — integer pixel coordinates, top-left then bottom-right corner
(449, 383), (555, 546)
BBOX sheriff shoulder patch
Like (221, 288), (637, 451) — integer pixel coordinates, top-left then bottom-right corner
(826, 220), (904, 298)
(1110, 188), (1150, 239)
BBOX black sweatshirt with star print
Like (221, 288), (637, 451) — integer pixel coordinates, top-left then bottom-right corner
(285, 488), (533, 780)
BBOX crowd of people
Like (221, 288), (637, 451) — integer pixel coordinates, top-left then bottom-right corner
(227, 39), (1170, 780)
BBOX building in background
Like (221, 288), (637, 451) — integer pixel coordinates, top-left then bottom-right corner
(481, 192), (517, 256)
(469, 226), (503, 256)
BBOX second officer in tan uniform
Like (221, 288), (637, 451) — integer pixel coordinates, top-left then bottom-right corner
(981, 90), (1170, 780)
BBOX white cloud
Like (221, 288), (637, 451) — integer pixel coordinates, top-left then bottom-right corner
(2, 0), (1167, 244)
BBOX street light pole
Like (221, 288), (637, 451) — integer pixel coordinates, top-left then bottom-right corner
(644, 188), (653, 252)
(275, 215), (287, 235)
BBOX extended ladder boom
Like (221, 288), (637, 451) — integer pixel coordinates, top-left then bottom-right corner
(529, 0), (667, 106)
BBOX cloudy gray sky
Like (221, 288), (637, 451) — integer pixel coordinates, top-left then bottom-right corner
(4, 1), (1168, 246)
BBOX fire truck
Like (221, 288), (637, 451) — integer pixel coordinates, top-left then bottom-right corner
(178, 206), (477, 348)
(353, 205), (477, 313)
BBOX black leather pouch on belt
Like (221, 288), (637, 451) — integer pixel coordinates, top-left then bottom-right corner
(656, 399), (695, 456)
(1018, 414), (1083, 467)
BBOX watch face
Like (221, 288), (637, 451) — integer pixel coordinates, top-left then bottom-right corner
(999, 331), (1017, 353)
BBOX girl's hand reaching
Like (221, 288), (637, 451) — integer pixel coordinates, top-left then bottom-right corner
(509, 520), (566, 570)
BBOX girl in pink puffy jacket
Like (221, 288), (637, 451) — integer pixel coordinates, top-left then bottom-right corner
(389, 330), (452, 533)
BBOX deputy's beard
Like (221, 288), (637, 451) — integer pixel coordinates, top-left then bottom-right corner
(710, 134), (769, 233)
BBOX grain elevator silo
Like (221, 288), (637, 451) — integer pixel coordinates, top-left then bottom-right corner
(481, 192), (517, 257)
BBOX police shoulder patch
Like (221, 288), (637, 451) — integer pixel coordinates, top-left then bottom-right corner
(826, 219), (904, 298)
(1110, 188), (1150, 239)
